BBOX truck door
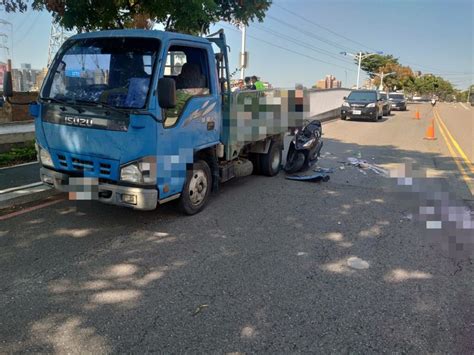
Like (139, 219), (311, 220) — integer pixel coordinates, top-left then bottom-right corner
(156, 42), (221, 199)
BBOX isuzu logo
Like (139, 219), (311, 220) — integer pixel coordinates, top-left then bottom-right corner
(64, 115), (93, 127)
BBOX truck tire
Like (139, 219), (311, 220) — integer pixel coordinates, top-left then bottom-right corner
(260, 140), (282, 176)
(179, 160), (212, 215)
(248, 153), (261, 175)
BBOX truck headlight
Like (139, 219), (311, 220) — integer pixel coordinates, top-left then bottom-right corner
(342, 101), (350, 107)
(120, 164), (142, 183)
(366, 103), (376, 108)
(120, 157), (156, 184)
(39, 146), (54, 167)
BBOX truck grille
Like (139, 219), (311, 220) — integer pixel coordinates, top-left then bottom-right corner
(54, 151), (118, 180)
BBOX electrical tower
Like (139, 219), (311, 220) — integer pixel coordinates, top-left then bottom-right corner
(47, 22), (73, 67)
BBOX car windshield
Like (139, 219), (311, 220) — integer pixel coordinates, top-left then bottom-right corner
(379, 93), (387, 99)
(389, 94), (405, 100)
(347, 91), (376, 101)
(42, 37), (160, 109)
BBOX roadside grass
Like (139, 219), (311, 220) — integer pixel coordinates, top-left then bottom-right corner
(0, 140), (37, 168)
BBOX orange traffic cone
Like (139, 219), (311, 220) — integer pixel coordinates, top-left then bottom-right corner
(424, 119), (437, 140)
(414, 110), (420, 120)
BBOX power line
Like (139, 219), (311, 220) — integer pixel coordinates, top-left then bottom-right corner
(222, 24), (356, 72)
(265, 14), (359, 53)
(273, 3), (377, 52)
(274, 3), (471, 77)
(253, 24), (356, 66)
(14, 13), (41, 46)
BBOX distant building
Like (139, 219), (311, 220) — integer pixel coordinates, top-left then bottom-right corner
(20, 63), (32, 70)
(32, 68), (49, 91)
(315, 75), (341, 89)
(0, 61), (7, 88)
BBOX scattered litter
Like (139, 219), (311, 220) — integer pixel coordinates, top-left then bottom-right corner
(337, 221), (342, 225)
(347, 257), (370, 270)
(339, 166), (345, 170)
(346, 157), (389, 177)
(297, 252), (309, 256)
(356, 151), (362, 159)
(286, 172), (330, 182)
(192, 304), (209, 316)
(313, 167), (334, 174)
(358, 168), (367, 176)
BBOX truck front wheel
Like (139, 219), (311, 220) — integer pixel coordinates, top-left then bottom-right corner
(180, 160), (212, 215)
(260, 141), (282, 177)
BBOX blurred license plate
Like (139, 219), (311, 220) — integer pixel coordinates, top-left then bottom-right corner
(352, 110), (361, 115)
(391, 104), (396, 107)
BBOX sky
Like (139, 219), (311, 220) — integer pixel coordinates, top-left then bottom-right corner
(0, 0), (472, 89)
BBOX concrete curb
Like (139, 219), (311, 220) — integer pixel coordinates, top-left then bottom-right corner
(0, 183), (61, 210)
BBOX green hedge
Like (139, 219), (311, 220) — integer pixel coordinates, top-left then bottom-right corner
(0, 140), (37, 167)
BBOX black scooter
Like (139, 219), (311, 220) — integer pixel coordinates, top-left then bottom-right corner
(284, 120), (323, 174)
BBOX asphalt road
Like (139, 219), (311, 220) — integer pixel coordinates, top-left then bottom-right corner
(0, 162), (40, 190)
(436, 102), (473, 163)
(1, 104), (473, 353)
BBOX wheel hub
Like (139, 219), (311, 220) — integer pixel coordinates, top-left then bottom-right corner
(188, 170), (208, 206)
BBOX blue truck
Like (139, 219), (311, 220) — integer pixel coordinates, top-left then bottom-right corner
(3, 29), (306, 214)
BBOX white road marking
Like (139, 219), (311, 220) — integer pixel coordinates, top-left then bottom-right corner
(460, 103), (470, 111)
(0, 181), (43, 194)
(0, 160), (38, 170)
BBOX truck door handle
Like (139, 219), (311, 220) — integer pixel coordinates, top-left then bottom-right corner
(207, 121), (215, 130)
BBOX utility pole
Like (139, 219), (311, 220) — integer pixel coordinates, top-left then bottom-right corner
(340, 50), (383, 89)
(239, 23), (247, 80)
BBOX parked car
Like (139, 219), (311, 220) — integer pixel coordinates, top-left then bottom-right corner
(388, 92), (407, 111)
(378, 92), (391, 116)
(341, 90), (384, 122)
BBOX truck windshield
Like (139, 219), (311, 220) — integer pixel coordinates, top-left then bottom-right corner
(42, 37), (159, 109)
(347, 91), (376, 101)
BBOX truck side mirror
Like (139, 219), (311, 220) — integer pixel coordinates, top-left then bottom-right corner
(3, 71), (13, 98)
(158, 78), (176, 109)
(29, 103), (40, 118)
(343, 96), (347, 100)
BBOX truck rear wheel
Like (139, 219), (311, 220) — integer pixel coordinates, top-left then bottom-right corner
(260, 141), (282, 177)
(180, 160), (211, 215)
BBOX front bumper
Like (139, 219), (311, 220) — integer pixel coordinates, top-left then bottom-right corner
(390, 102), (406, 110)
(40, 167), (158, 210)
(341, 107), (377, 119)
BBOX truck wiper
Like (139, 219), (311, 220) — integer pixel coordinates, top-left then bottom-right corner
(40, 97), (85, 113)
(74, 100), (129, 117)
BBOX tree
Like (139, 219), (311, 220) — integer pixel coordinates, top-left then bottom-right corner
(3, 0), (272, 34)
(358, 54), (399, 78)
(413, 75), (455, 100)
(373, 62), (414, 92)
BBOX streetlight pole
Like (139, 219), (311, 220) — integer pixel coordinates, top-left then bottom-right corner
(340, 51), (383, 89)
(239, 24), (247, 80)
(370, 71), (395, 91)
(356, 52), (362, 89)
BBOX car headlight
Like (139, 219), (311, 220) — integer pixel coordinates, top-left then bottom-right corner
(38, 146), (54, 167)
(366, 103), (376, 108)
(342, 101), (350, 107)
(302, 137), (316, 149)
(120, 157), (156, 184)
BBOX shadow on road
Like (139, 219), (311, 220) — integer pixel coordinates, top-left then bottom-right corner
(0, 138), (472, 353)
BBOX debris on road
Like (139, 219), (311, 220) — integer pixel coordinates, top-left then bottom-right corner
(313, 167), (334, 174)
(286, 172), (330, 183)
(346, 157), (389, 177)
(192, 304), (209, 316)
